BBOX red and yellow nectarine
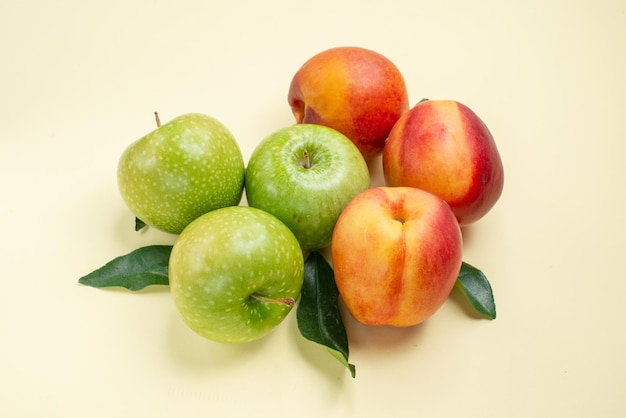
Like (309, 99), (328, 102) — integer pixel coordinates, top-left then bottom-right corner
(331, 187), (463, 327)
(383, 100), (504, 226)
(288, 46), (409, 161)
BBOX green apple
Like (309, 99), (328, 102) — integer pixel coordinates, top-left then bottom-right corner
(169, 206), (304, 344)
(244, 124), (370, 250)
(117, 113), (245, 234)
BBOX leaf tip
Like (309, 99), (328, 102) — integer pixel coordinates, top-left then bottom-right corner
(456, 261), (497, 320)
(135, 217), (147, 231)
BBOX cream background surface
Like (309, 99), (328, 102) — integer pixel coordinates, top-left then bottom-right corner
(1, 1), (625, 417)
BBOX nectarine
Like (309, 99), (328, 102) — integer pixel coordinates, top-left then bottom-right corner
(331, 187), (463, 327)
(288, 46), (409, 161)
(383, 100), (504, 226)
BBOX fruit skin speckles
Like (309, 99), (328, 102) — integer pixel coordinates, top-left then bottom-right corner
(169, 206), (305, 344)
(244, 124), (370, 250)
(117, 113), (245, 234)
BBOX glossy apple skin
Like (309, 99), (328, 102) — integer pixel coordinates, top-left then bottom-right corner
(383, 100), (504, 226)
(331, 187), (463, 327)
(117, 113), (245, 234)
(288, 46), (409, 162)
(169, 206), (304, 344)
(245, 124), (370, 250)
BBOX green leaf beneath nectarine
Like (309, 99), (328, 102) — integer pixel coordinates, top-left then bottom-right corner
(296, 251), (355, 378)
(455, 262), (497, 319)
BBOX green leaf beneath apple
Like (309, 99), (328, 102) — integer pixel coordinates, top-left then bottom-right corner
(78, 245), (171, 291)
(135, 217), (147, 231)
(296, 251), (356, 378)
(78, 244), (494, 376)
(455, 262), (497, 319)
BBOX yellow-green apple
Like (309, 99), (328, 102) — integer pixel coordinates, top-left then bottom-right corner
(288, 46), (409, 162)
(331, 187), (463, 327)
(383, 100), (504, 226)
(245, 124), (370, 250)
(117, 113), (245, 234)
(169, 206), (304, 344)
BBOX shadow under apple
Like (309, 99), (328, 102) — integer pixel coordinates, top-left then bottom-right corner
(164, 311), (271, 375)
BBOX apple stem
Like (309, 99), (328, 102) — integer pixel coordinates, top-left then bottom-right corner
(154, 111), (161, 127)
(250, 293), (295, 307)
(301, 150), (311, 169)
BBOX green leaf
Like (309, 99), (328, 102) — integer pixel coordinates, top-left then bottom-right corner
(297, 251), (355, 378)
(78, 245), (172, 291)
(327, 347), (356, 378)
(135, 217), (147, 231)
(455, 261), (496, 319)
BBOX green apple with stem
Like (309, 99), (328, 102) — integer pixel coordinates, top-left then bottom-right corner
(245, 124), (370, 250)
(117, 113), (245, 234)
(169, 206), (305, 344)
